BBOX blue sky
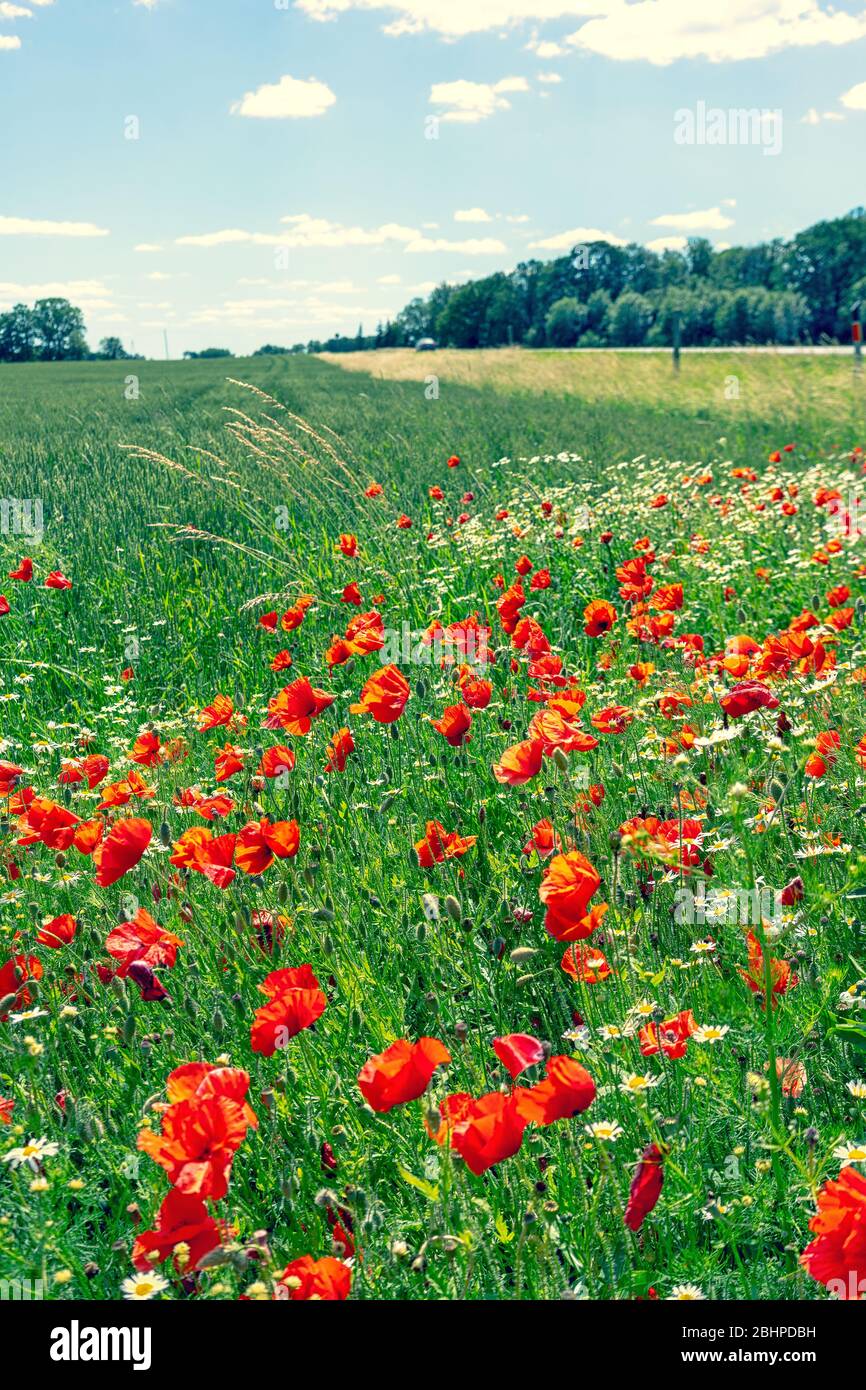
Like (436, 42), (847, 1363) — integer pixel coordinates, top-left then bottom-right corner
(2, 0), (866, 357)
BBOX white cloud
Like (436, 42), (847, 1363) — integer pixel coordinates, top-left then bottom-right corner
(0, 215), (109, 237)
(404, 236), (506, 253)
(429, 76), (529, 124)
(0, 5), (34, 18)
(0, 279), (116, 312)
(176, 213), (504, 254)
(527, 38), (567, 57)
(537, 71), (562, 83)
(455, 207), (492, 223)
(529, 225), (627, 250)
(650, 206), (734, 231)
(801, 106), (845, 123)
(506, 212), (530, 223)
(230, 74), (336, 119)
(297, 1), (599, 39)
(294, 0), (866, 58)
(566, 0), (866, 65)
(134, 242), (163, 252)
(841, 81), (866, 111)
(145, 271), (175, 281)
(0, 35), (22, 48)
(646, 235), (687, 252)
(377, 274), (402, 284)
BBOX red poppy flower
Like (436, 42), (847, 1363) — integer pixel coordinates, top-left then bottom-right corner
(539, 850), (602, 940)
(414, 820), (476, 868)
(0, 953), (43, 1016)
(324, 727), (354, 773)
(492, 738), (544, 786)
(275, 1256), (351, 1301)
(270, 649), (293, 672)
(8, 557), (32, 582)
(36, 913), (77, 949)
(170, 828), (237, 888)
(514, 1055), (596, 1125)
(338, 533), (358, 558)
(492, 1033), (544, 1079)
(583, 599), (617, 637)
(132, 1188), (224, 1273)
(351, 664), (410, 723)
(358, 1036), (451, 1112)
(93, 817), (152, 887)
(198, 695), (234, 731)
(257, 746), (296, 779)
(801, 1167), (866, 1297)
(639, 1009), (698, 1060)
(138, 1065), (256, 1199)
(720, 680), (780, 718)
(266, 677), (336, 734)
(250, 965), (327, 1055)
(560, 942), (611, 984)
(44, 570), (72, 589)
(431, 702), (472, 747)
(20, 797), (80, 850)
(214, 743), (246, 782)
(522, 818), (560, 860)
(127, 731), (163, 766)
(235, 818), (300, 875)
(106, 908), (183, 975)
(738, 930), (797, 1004)
(450, 1092), (527, 1175)
(624, 1143), (665, 1231)
(0, 596), (8, 616)
(342, 582), (362, 605)
(58, 753), (110, 790)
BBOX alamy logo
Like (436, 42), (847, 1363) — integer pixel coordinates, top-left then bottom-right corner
(0, 1277), (44, 1299)
(49, 1320), (152, 1372)
(674, 101), (783, 157)
(0, 496), (43, 543)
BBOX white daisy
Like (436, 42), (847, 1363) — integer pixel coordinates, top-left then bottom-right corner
(122, 1272), (169, 1301)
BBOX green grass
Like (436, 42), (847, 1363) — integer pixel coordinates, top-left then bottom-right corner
(0, 352), (865, 1301)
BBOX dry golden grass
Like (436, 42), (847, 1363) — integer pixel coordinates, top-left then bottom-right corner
(320, 346), (866, 424)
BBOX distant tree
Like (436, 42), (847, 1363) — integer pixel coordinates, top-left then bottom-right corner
(32, 298), (88, 360)
(686, 237), (714, 279)
(0, 303), (36, 361)
(607, 291), (653, 346)
(544, 296), (587, 347)
(97, 336), (132, 360)
(183, 347), (233, 359)
(585, 289), (613, 337)
(253, 344), (290, 356)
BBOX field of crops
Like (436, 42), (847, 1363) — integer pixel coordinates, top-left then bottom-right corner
(1, 350), (865, 1302)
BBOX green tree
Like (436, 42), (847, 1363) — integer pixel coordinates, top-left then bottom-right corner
(608, 291), (653, 346)
(544, 296), (587, 347)
(0, 303), (36, 361)
(33, 298), (88, 360)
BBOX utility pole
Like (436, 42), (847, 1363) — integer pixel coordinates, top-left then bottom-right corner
(672, 311), (681, 373)
(852, 300), (862, 372)
(163, 329), (170, 362)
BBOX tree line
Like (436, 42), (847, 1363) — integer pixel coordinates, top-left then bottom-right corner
(4, 209), (865, 361)
(310, 207), (866, 352)
(0, 298), (143, 363)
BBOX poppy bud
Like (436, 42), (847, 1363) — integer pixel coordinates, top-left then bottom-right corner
(454, 1019), (468, 1041)
(159, 821), (171, 847)
(552, 747), (569, 772)
(121, 1013), (136, 1045)
(444, 894), (462, 922)
(0, 993), (17, 1016)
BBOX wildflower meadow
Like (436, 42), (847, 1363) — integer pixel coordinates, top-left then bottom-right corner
(0, 351), (864, 1310)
